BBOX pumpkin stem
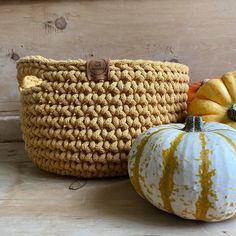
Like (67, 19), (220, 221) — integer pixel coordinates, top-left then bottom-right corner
(227, 104), (236, 121)
(182, 116), (204, 132)
(200, 79), (210, 87)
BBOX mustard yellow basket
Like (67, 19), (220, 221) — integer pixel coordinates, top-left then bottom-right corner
(17, 56), (189, 178)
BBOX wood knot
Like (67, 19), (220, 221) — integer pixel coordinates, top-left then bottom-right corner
(9, 50), (20, 61)
(169, 58), (179, 63)
(55, 17), (67, 30)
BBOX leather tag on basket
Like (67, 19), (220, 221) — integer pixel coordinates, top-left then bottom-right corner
(87, 59), (110, 81)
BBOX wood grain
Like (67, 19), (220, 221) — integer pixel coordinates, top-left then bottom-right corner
(1, 0), (236, 140)
(1, 142), (236, 235)
(0, 114), (21, 142)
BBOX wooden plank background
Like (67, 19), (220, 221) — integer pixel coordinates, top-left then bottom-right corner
(1, 0), (236, 141)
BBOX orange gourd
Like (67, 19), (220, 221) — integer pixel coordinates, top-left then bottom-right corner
(187, 79), (210, 105)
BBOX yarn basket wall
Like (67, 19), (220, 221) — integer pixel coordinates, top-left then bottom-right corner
(16, 56), (189, 178)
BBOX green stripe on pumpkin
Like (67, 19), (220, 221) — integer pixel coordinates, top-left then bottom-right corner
(194, 133), (215, 220)
(159, 132), (185, 213)
(130, 128), (167, 199)
(213, 131), (236, 154)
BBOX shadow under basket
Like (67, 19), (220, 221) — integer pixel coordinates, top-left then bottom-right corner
(17, 56), (189, 178)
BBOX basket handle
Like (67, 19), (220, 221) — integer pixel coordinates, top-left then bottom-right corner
(17, 75), (43, 90)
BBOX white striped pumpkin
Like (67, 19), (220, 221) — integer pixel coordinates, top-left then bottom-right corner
(128, 116), (236, 222)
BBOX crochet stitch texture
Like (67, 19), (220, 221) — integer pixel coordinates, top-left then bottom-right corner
(17, 56), (189, 177)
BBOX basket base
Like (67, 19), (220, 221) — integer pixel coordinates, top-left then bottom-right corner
(30, 156), (128, 178)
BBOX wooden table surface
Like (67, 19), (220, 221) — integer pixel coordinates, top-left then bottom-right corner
(1, 143), (236, 236)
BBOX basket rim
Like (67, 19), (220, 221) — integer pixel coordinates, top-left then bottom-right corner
(17, 55), (189, 71)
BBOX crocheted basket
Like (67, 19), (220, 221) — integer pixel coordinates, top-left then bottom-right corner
(17, 56), (189, 178)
